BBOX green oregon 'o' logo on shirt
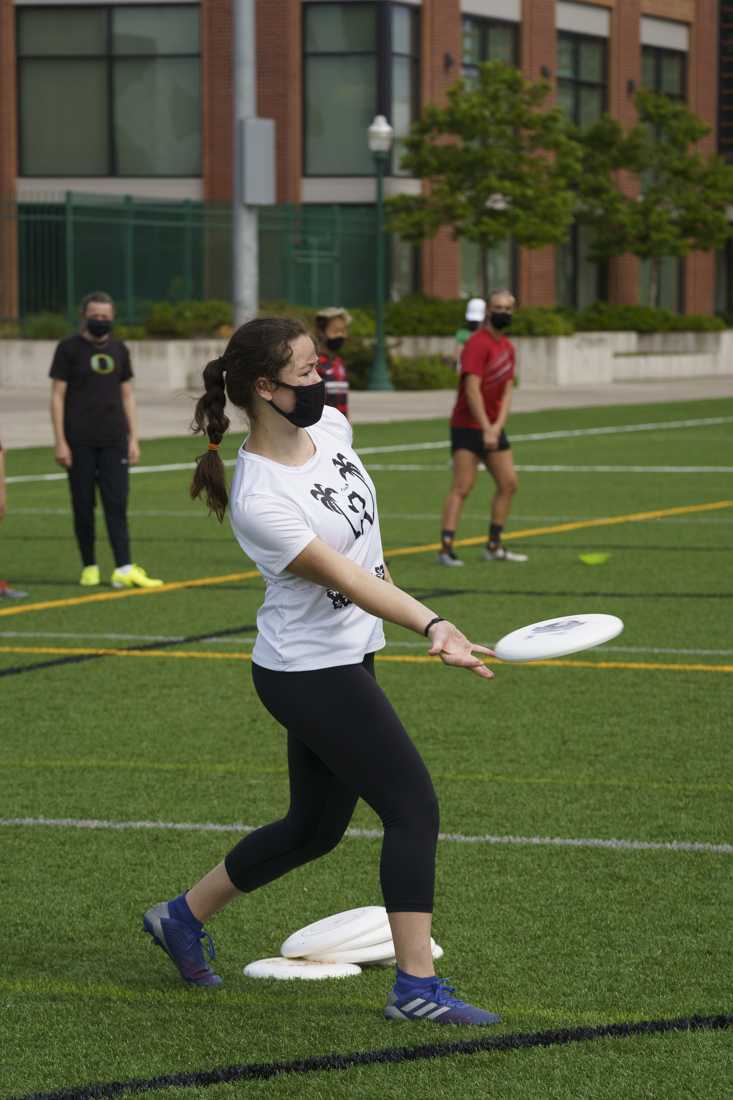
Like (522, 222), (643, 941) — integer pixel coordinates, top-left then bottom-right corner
(91, 353), (116, 375)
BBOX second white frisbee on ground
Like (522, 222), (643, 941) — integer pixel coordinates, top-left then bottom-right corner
(280, 906), (390, 959)
(494, 613), (624, 663)
(306, 938), (396, 964)
(243, 957), (361, 980)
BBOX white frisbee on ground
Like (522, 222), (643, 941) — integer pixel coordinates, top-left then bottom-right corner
(495, 612), (624, 663)
(280, 906), (389, 959)
(307, 939), (396, 964)
(243, 957), (361, 980)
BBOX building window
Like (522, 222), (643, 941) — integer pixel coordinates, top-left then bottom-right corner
(460, 239), (516, 300)
(557, 32), (607, 126)
(461, 15), (519, 80)
(17, 5), (201, 178)
(556, 225), (607, 309)
(303, 3), (419, 177)
(639, 45), (687, 310)
(716, 240), (733, 317)
(641, 45), (686, 101)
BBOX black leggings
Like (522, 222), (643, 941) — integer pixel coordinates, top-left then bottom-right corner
(224, 654), (440, 913)
(67, 444), (130, 568)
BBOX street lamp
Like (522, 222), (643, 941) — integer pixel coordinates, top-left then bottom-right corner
(367, 114), (394, 391)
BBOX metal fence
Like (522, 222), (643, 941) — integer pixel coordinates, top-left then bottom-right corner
(1, 194), (392, 323)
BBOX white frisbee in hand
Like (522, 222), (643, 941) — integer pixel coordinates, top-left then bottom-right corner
(281, 906), (389, 959)
(494, 613), (624, 663)
(243, 956), (361, 980)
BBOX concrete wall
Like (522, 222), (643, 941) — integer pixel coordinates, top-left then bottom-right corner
(2, 330), (731, 390)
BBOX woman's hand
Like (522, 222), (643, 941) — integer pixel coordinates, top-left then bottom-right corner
(426, 620), (495, 680)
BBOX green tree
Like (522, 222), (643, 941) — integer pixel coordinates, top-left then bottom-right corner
(577, 89), (733, 308)
(386, 61), (581, 299)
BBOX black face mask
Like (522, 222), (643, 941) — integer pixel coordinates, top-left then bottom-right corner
(269, 379), (326, 428)
(87, 318), (113, 338)
(490, 311), (512, 330)
(326, 337), (345, 353)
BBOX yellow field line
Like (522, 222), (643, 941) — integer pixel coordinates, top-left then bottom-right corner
(1, 643), (731, 673)
(1, 498), (731, 619)
(3, 756), (729, 794)
(385, 499), (733, 557)
(0, 569), (260, 618)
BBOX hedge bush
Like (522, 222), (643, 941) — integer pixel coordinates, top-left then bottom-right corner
(143, 299), (233, 338)
(390, 355), (458, 390)
(21, 312), (69, 340)
(572, 303), (725, 333)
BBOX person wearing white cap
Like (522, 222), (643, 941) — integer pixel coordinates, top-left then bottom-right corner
(451, 298), (486, 373)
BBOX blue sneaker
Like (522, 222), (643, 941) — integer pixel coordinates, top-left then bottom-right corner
(143, 901), (223, 987)
(385, 977), (501, 1025)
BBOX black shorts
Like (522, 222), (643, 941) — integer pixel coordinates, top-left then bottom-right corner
(450, 426), (510, 458)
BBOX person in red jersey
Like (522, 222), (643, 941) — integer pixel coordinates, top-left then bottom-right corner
(315, 307), (352, 420)
(438, 289), (527, 566)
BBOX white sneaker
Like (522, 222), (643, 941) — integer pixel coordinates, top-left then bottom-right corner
(482, 545), (528, 563)
(437, 550), (464, 567)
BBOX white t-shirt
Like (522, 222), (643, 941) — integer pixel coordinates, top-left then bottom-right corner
(229, 406), (386, 671)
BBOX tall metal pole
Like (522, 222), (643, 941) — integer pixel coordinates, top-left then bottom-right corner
(232, 0), (258, 326)
(369, 150), (393, 391)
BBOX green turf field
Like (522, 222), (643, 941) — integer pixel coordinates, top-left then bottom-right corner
(1, 397), (731, 1099)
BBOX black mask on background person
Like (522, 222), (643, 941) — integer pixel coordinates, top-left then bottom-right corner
(86, 318), (113, 338)
(489, 311), (512, 330)
(269, 379), (326, 428)
(326, 337), (345, 353)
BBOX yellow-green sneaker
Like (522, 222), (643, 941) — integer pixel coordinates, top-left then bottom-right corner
(111, 564), (164, 590)
(80, 565), (101, 587)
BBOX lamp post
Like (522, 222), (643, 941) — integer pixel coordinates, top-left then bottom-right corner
(367, 114), (394, 391)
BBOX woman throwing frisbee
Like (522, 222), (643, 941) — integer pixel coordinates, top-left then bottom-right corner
(143, 317), (501, 1027)
(439, 289), (527, 566)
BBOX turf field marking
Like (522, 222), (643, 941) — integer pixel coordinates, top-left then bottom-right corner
(0, 568), (260, 619)
(8, 414), (733, 485)
(4, 630), (733, 659)
(1, 499), (730, 621)
(4, 758), (730, 795)
(7, 1014), (732, 1100)
(1, 817), (730, 855)
(367, 464), (733, 473)
(1, 643), (733, 673)
(385, 498), (733, 557)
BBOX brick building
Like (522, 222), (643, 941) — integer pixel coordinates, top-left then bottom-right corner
(0, 0), (725, 317)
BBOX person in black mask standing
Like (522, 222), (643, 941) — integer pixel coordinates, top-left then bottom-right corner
(438, 289), (527, 566)
(314, 306), (352, 421)
(49, 291), (162, 588)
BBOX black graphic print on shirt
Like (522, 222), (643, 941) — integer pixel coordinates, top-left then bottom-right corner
(310, 453), (376, 539)
(326, 562), (386, 611)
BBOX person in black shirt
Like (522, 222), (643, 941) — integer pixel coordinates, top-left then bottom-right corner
(49, 291), (162, 588)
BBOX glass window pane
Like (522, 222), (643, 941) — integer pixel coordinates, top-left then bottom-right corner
(639, 256), (682, 310)
(660, 52), (685, 97)
(304, 4), (376, 53)
(578, 39), (604, 82)
(557, 81), (576, 121)
(460, 238), (514, 297)
(555, 236), (575, 307)
(114, 58), (201, 175)
(18, 8), (107, 56)
(557, 35), (574, 79)
(462, 18), (481, 66)
(20, 60), (108, 174)
(576, 225), (603, 308)
(112, 6), (199, 55)
(391, 6), (411, 55)
(305, 56), (376, 174)
(642, 48), (656, 89)
(487, 24), (516, 65)
(462, 66), (480, 88)
(392, 56), (414, 176)
(579, 85), (603, 127)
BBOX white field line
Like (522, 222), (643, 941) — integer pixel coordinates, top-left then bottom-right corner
(1, 630), (733, 659)
(0, 815), (729, 855)
(11, 508), (733, 524)
(7, 415), (733, 485)
(365, 464), (733, 473)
